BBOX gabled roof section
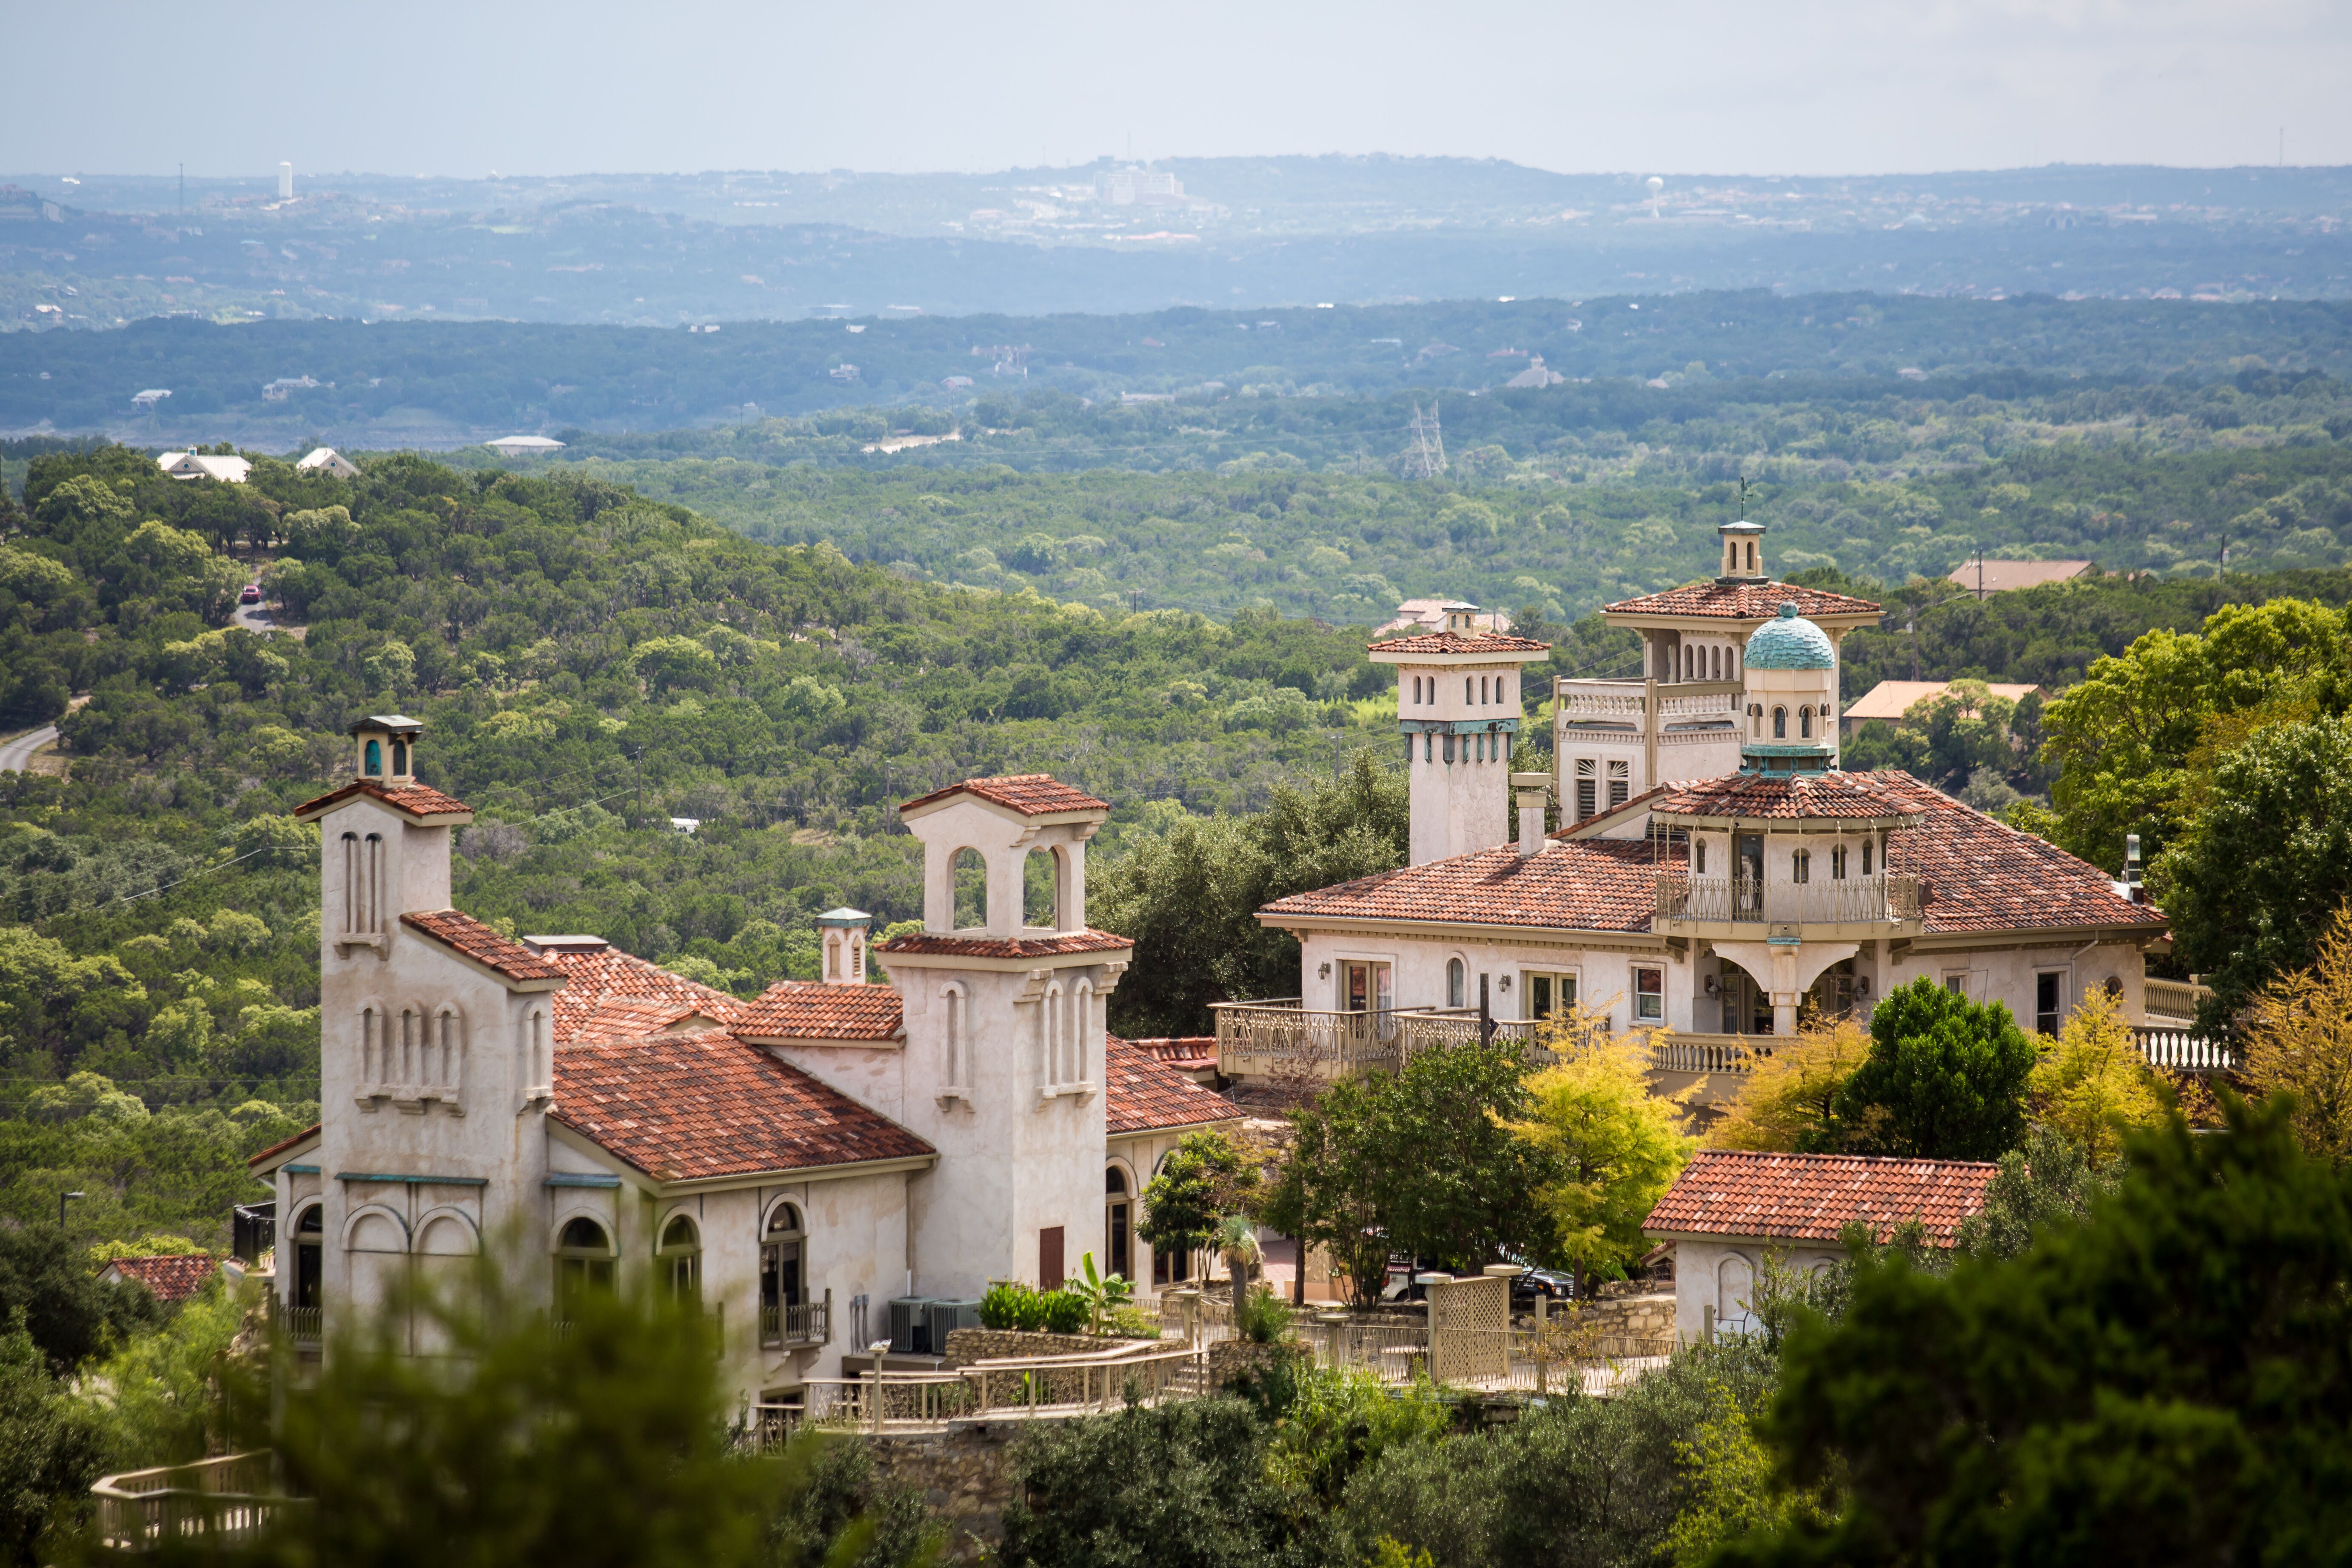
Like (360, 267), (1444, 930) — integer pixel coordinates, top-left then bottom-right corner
(552, 1033), (932, 1183)
(737, 982), (905, 1043)
(102, 1254), (221, 1302)
(898, 775), (1110, 818)
(1646, 1149), (1996, 1247)
(1878, 773), (2167, 935)
(1105, 1038), (1239, 1135)
(1367, 630), (1551, 656)
(1603, 581), (1881, 621)
(876, 929), (1135, 959)
(534, 946), (744, 1044)
(1258, 840), (1682, 933)
(292, 778), (474, 824)
(248, 1121), (322, 1172)
(401, 910), (569, 985)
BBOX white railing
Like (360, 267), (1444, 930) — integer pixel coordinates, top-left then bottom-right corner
(1212, 1001), (1544, 1078)
(1654, 874), (1921, 927)
(1655, 686), (1743, 724)
(750, 1340), (1208, 1440)
(2136, 1026), (2236, 1074)
(93, 1453), (301, 1552)
(2144, 978), (2213, 1022)
(1648, 1033), (1762, 1074)
(1556, 679), (1647, 726)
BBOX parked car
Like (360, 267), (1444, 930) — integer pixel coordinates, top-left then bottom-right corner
(239, 584), (263, 604)
(1506, 1265), (1576, 1308)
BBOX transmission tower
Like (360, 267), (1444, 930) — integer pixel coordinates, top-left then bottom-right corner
(1404, 401), (1447, 478)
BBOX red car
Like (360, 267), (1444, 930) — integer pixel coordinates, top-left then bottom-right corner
(239, 584), (263, 604)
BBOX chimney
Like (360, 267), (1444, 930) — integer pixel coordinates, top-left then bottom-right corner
(1512, 773), (1550, 858)
(2124, 833), (2145, 903)
(816, 908), (873, 984)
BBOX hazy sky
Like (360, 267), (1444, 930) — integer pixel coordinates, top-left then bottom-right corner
(8, 0), (2348, 178)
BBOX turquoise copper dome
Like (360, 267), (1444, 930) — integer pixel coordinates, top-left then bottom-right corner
(1743, 602), (1836, 671)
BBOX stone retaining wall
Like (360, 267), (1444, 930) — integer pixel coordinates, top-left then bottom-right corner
(867, 1429), (1016, 1563)
(1573, 1291), (1678, 1352)
(940, 1329), (1101, 1365)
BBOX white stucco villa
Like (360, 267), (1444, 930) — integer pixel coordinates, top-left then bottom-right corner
(250, 724), (1234, 1405)
(1227, 513), (2179, 1093)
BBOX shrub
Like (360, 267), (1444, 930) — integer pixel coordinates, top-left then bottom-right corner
(1041, 1289), (1090, 1336)
(978, 1281), (1038, 1332)
(1234, 1283), (1293, 1346)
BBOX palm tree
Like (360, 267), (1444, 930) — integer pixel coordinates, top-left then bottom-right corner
(1212, 1213), (1261, 1313)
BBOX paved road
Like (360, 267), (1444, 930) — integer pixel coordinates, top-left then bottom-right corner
(0, 725), (59, 774)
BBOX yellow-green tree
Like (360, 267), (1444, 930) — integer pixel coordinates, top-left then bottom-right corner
(2239, 900), (2352, 1166)
(1514, 1020), (1696, 1291)
(1708, 1019), (1873, 1153)
(2027, 990), (2167, 1162)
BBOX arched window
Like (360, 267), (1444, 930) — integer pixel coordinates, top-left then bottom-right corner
(658, 1214), (701, 1301)
(1696, 841), (1708, 875)
(1024, 847), (1059, 929)
(435, 1007), (461, 1095)
(761, 1205), (809, 1346)
(555, 1216), (616, 1313)
(391, 739), (408, 777)
(293, 1205), (323, 1314)
(1712, 646), (1723, 681)
(340, 833), (359, 932)
(1792, 849), (1811, 884)
(1799, 706), (1813, 739)
(1106, 1168), (1131, 1278)
(399, 1007), (417, 1085)
(1717, 1254), (1755, 1333)
(952, 847), (989, 930)
(360, 1006), (379, 1088)
(940, 983), (970, 1095)
(364, 738), (382, 777)
(1447, 957), (1466, 1009)
(1773, 707), (1788, 739)
(362, 834), (382, 932)
(850, 934), (864, 979)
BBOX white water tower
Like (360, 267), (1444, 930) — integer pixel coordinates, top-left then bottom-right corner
(1647, 175), (1664, 218)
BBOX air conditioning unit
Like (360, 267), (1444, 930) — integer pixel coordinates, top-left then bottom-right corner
(925, 1298), (982, 1354)
(887, 1297), (938, 1355)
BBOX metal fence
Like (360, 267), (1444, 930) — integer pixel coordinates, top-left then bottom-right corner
(92, 1452), (301, 1553)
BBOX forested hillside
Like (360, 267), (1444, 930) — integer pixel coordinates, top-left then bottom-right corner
(10, 293), (2352, 441)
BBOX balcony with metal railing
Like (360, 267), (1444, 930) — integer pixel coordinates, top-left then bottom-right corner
(1652, 872), (1922, 939)
(761, 1292), (831, 1351)
(1212, 999), (1772, 1089)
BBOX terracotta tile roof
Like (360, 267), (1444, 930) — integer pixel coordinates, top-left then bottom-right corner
(875, 929), (1136, 959)
(1603, 581), (1882, 621)
(535, 947), (745, 1044)
(570, 998), (733, 1040)
(103, 1254), (220, 1302)
(1105, 1038), (1240, 1135)
(1259, 840), (1683, 932)
(292, 778), (474, 821)
(1876, 773), (2168, 935)
(736, 982), (905, 1041)
(552, 1033), (932, 1182)
(1367, 630), (1551, 655)
(401, 910), (569, 984)
(898, 774), (1110, 817)
(248, 1121), (322, 1170)
(1645, 1149), (1996, 1247)
(1642, 770), (1929, 822)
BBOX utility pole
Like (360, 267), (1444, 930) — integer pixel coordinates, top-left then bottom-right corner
(1909, 611), (1919, 682)
(59, 1191), (83, 1232)
(1976, 549), (1986, 603)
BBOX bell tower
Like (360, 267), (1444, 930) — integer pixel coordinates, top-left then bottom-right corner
(1369, 605), (1550, 865)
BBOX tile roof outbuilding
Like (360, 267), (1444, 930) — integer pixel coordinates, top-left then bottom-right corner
(552, 1033), (932, 1183)
(1645, 1149), (1997, 1247)
(102, 1254), (221, 1303)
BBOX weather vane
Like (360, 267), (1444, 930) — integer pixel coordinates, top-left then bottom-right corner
(1737, 476), (1752, 519)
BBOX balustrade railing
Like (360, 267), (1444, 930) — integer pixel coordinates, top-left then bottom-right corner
(93, 1452), (299, 1552)
(1654, 873), (1920, 927)
(2144, 978), (2213, 1022)
(2136, 1026), (2236, 1074)
(1214, 1001), (1556, 1077)
(749, 1340), (1208, 1441)
(760, 1292), (830, 1350)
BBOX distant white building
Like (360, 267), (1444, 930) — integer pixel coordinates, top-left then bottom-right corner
(132, 389), (171, 410)
(157, 451), (253, 484)
(263, 376), (322, 402)
(484, 436), (566, 458)
(1503, 355), (1565, 390)
(1098, 166), (1183, 206)
(1376, 598), (1510, 639)
(296, 448), (361, 480)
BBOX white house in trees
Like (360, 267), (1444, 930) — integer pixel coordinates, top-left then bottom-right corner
(252, 724), (1225, 1406)
(1239, 513), (2176, 1083)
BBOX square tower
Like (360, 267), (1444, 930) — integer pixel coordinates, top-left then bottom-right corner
(1368, 610), (1551, 866)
